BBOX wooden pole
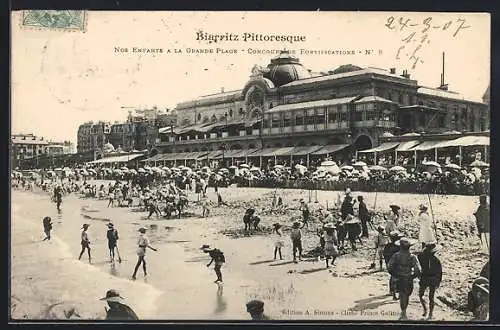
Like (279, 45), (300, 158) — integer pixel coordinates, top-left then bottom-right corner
(459, 146), (462, 166)
(428, 194), (439, 243)
(434, 148), (438, 162)
(414, 149), (417, 167)
(484, 145), (488, 163)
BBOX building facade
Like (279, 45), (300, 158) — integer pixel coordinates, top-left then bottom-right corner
(76, 110), (178, 156)
(11, 134), (74, 169)
(152, 51), (488, 161)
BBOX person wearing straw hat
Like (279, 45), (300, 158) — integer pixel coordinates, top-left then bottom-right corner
(273, 223), (284, 260)
(372, 225), (389, 270)
(417, 244), (443, 320)
(383, 231), (403, 300)
(290, 221), (303, 263)
(299, 199), (310, 229)
(106, 223), (120, 263)
(388, 237), (422, 320)
(132, 227), (158, 280)
(99, 289), (138, 320)
(323, 223), (339, 269)
(78, 224), (92, 263)
(417, 204), (436, 249)
(246, 299), (270, 320)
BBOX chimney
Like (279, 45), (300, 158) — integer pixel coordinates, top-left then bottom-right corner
(390, 68), (396, 74)
(438, 52), (448, 90)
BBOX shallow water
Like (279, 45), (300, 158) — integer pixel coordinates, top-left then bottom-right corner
(11, 185), (474, 321)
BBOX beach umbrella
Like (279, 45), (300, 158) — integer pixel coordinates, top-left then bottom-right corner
(171, 167), (180, 171)
(340, 165), (354, 171)
(201, 166), (211, 172)
(423, 161), (441, 167)
(144, 165), (152, 171)
(389, 166), (406, 172)
(129, 169), (138, 174)
(353, 161), (367, 167)
(320, 160), (336, 166)
(87, 169), (97, 174)
(250, 167), (261, 172)
(239, 164), (250, 169)
(470, 160), (489, 168)
(445, 163), (461, 170)
(63, 166), (71, 171)
(274, 164), (284, 170)
(138, 168), (147, 173)
(229, 165), (238, 169)
(369, 165), (388, 171)
(162, 166), (170, 171)
(54, 168), (63, 171)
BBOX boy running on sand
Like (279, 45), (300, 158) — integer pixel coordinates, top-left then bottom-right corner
(202, 245), (226, 283)
(78, 224), (92, 263)
(132, 227), (157, 280)
(374, 225), (389, 270)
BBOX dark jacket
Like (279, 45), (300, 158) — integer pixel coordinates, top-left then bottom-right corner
(341, 198), (354, 220)
(383, 243), (400, 265)
(358, 201), (370, 222)
(474, 204), (490, 233)
(388, 250), (422, 279)
(105, 303), (139, 320)
(107, 229), (119, 244)
(417, 251), (443, 284)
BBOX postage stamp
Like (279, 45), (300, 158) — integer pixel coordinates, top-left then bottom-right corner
(21, 10), (86, 32)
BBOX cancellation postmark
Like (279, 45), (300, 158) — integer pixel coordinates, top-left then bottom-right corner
(21, 10), (87, 32)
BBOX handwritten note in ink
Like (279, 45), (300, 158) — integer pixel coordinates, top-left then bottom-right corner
(385, 16), (471, 69)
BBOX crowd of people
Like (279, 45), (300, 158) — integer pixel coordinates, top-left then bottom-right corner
(11, 163), (490, 321)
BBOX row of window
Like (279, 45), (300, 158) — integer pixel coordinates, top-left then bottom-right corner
(263, 104), (395, 128)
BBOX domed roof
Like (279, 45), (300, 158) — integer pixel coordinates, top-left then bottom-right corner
(263, 51), (312, 87)
(330, 64), (363, 75)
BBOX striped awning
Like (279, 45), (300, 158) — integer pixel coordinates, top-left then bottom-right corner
(88, 154), (144, 164)
(396, 140), (420, 152)
(408, 141), (444, 151)
(311, 144), (349, 155)
(358, 142), (399, 153)
(280, 145), (323, 156)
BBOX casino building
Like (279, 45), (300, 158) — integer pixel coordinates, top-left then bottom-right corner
(147, 51), (489, 168)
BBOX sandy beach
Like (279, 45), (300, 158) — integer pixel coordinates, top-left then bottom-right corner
(10, 184), (487, 321)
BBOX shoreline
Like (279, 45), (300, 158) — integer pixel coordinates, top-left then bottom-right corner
(10, 186), (483, 321)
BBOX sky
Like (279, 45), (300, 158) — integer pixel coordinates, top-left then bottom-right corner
(11, 11), (490, 146)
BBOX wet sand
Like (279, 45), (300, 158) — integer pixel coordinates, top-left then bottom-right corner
(11, 184), (483, 321)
